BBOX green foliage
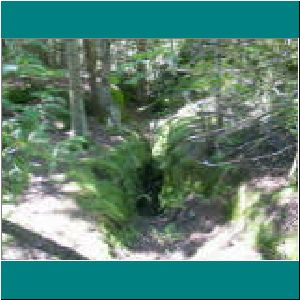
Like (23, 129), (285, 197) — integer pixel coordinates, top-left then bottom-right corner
(153, 117), (209, 208)
(3, 40), (48, 65)
(67, 132), (151, 234)
(2, 102), (50, 202)
(2, 38), (298, 254)
(273, 97), (298, 137)
(49, 132), (149, 236)
(3, 62), (65, 80)
(111, 85), (125, 108)
(33, 92), (69, 127)
(109, 74), (121, 85)
(2, 52), (69, 202)
(240, 184), (298, 260)
(50, 136), (90, 172)
(4, 81), (70, 128)
(152, 115), (246, 213)
(149, 98), (185, 116)
(3, 85), (36, 104)
(16, 64), (65, 78)
(256, 223), (281, 259)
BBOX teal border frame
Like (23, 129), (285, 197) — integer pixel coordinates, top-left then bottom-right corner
(1, 261), (299, 299)
(1, 1), (299, 38)
(1, 1), (299, 299)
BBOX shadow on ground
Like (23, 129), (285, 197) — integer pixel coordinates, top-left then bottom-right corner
(2, 219), (88, 260)
(113, 197), (228, 259)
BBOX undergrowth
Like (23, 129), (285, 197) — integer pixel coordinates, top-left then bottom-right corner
(152, 116), (246, 217)
(67, 115), (249, 242)
(65, 131), (151, 245)
(2, 73), (69, 202)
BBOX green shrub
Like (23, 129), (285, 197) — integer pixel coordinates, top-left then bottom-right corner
(16, 63), (65, 78)
(111, 85), (125, 109)
(68, 133), (151, 231)
(1, 84), (69, 201)
(2, 104), (50, 202)
(152, 118), (197, 208)
(256, 223), (281, 259)
(152, 115), (245, 213)
(3, 86), (36, 104)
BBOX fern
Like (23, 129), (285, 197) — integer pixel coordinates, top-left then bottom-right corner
(68, 132), (151, 230)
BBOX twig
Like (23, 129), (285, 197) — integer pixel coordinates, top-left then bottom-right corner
(199, 144), (297, 167)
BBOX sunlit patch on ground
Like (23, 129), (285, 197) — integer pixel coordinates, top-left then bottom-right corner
(60, 181), (82, 193)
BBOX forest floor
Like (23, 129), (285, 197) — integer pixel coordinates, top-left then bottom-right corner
(1, 128), (259, 260)
(2, 106), (298, 260)
(3, 166), (295, 260)
(112, 173), (297, 260)
(2, 172), (109, 260)
(112, 199), (261, 260)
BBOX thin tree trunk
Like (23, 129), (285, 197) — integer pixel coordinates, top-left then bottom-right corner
(98, 39), (121, 126)
(66, 39), (88, 136)
(83, 39), (102, 116)
(38, 39), (49, 66)
(215, 40), (223, 129)
(59, 40), (68, 68)
(136, 39), (148, 103)
(47, 39), (56, 67)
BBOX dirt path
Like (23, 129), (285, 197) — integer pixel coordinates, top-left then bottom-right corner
(2, 120), (117, 260)
(112, 196), (261, 260)
(112, 174), (297, 260)
(113, 222), (261, 261)
(3, 156), (295, 261)
(5, 173), (293, 260)
(2, 175), (292, 260)
(2, 172), (110, 260)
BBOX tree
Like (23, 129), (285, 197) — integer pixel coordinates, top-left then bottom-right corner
(214, 39), (224, 129)
(98, 39), (121, 126)
(47, 39), (57, 67)
(66, 39), (88, 136)
(136, 39), (148, 103)
(58, 39), (68, 68)
(83, 39), (102, 116)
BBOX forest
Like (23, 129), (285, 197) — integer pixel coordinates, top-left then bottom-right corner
(1, 38), (298, 260)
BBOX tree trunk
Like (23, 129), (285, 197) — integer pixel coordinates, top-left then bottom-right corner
(47, 39), (56, 67)
(66, 39), (88, 136)
(98, 39), (121, 126)
(136, 39), (148, 103)
(38, 39), (49, 66)
(83, 39), (102, 116)
(214, 40), (224, 129)
(59, 40), (68, 68)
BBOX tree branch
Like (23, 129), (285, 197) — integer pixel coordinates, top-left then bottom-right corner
(199, 144), (297, 167)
